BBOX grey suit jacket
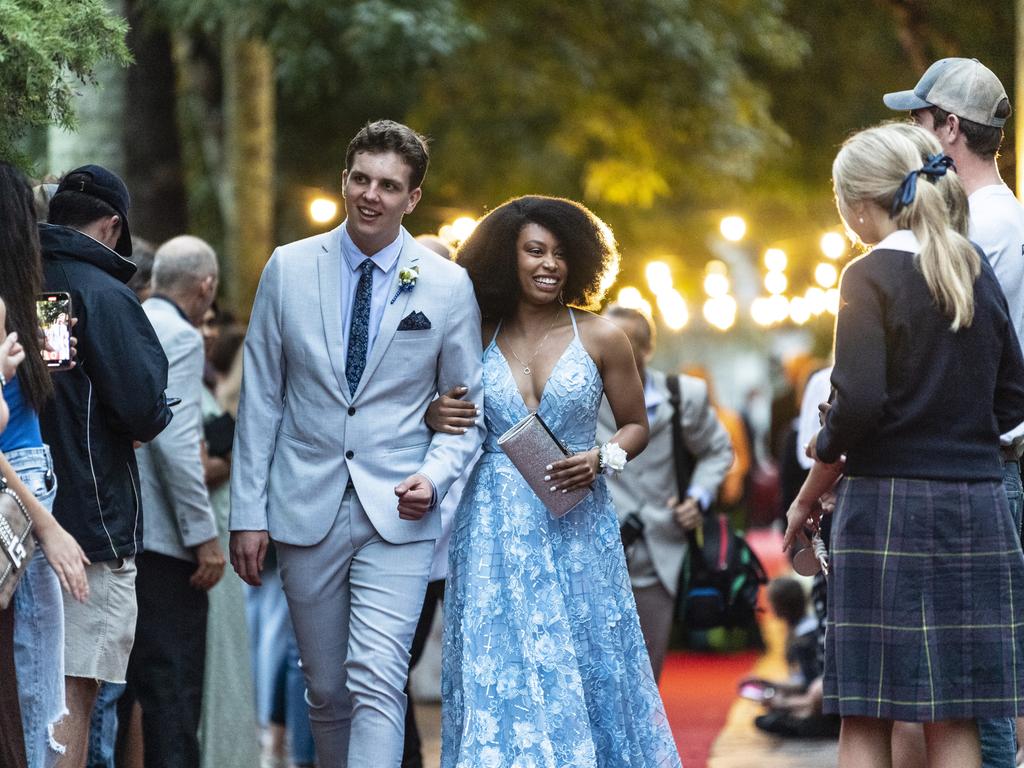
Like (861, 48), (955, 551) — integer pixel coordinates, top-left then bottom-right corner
(597, 369), (733, 595)
(229, 226), (484, 546)
(136, 297), (218, 562)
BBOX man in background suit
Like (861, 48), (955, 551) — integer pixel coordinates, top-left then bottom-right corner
(126, 235), (224, 768)
(230, 120), (484, 766)
(597, 304), (733, 680)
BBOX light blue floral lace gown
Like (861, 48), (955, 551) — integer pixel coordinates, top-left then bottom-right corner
(442, 309), (682, 768)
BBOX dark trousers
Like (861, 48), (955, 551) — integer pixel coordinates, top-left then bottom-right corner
(401, 579), (445, 768)
(119, 552), (208, 768)
(0, 606), (27, 768)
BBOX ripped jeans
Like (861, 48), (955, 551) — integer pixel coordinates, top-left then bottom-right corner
(11, 446), (66, 768)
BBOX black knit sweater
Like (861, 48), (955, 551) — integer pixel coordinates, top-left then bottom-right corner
(816, 243), (1024, 480)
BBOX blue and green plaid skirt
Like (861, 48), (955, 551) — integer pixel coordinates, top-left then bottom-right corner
(823, 475), (1024, 721)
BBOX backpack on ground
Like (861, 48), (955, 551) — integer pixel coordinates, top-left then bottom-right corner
(665, 374), (767, 630)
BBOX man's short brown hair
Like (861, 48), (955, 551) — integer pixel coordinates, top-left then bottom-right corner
(345, 120), (430, 189)
(930, 99), (1011, 159)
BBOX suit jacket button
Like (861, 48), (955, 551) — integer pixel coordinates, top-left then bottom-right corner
(345, 450), (354, 459)
(348, 407), (356, 416)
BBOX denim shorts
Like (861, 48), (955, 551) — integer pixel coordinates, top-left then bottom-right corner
(10, 445), (67, 768)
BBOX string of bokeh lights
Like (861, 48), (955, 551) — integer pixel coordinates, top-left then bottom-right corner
(308, 197), (848, 333)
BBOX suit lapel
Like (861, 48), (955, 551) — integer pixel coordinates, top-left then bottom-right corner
(352, 232), (420, 401)
(317, 227), (351, 405)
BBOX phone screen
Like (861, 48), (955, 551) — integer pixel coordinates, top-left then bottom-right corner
(36, 292), (72, 370)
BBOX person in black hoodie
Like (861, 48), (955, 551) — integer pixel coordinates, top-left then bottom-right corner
(38, 165), (172, 768)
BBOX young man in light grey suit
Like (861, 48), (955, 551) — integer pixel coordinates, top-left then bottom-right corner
(229, 120), (484, 766)
(597, 305), (733, 680)
(128, 235), (224, 767)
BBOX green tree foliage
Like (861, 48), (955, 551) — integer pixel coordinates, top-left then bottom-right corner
(0, 0), (130, 166)
(409, 0), (808, 212)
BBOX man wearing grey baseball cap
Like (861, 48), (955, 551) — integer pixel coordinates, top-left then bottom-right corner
(886, 57), (1024, 768)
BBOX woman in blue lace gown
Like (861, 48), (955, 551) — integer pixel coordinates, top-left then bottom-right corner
(436, 196), (682, 767)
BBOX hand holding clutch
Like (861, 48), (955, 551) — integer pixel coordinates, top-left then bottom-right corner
(497, 413), (591, 518)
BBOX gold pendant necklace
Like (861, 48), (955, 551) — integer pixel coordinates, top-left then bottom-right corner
(504, 308), (563, 375)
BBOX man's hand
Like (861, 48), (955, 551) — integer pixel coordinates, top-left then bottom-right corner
(230, 530), (269, 586)
(395, 474), (433, 521)
(670, 496), (702, 531)
(190, 537), (226, 590)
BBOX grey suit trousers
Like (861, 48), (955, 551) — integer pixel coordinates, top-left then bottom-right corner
(277, 489), (433, 767)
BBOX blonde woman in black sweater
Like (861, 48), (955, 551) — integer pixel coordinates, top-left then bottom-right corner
(788, 123), (1024, 768)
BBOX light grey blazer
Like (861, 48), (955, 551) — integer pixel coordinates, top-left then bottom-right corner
(229, 226), (484, 546)
(597, 369), (733, 595)
(136, 296), (218, 562)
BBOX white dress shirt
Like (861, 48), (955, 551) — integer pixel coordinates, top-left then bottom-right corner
(340, 223), (403, 356)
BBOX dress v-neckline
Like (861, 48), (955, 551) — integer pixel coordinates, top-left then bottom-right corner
(492, 336), (578, 416)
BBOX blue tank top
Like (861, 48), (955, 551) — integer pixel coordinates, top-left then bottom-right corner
(0, 375), (43, 452)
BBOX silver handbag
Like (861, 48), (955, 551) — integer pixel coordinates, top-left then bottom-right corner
(497, 412), (591, 518)
(0, 478), (34, 610)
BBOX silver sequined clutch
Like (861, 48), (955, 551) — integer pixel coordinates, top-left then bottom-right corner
(497, 412), (591, 518)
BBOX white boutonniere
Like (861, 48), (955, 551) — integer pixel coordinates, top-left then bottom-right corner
(390, 266), (420, 304)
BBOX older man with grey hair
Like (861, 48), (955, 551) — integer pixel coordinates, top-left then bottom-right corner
(120, 235), (224, 768)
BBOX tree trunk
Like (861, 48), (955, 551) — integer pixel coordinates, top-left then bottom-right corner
(122, 0), (187, 245)
(47, 1), (126, 177)
(222, 24), (275, 318)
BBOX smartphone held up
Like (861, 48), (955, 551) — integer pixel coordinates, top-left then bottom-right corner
(36, 292), (73, 371)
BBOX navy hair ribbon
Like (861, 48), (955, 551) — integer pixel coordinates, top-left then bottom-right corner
(890, 154), (956, 217)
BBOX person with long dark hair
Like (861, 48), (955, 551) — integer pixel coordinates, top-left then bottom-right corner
(436, 196), (680, 766)
(0, 162), (90, 767)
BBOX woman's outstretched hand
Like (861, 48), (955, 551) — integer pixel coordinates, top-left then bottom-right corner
(545, 448), (600, 493)
(425, 386), (478, 434)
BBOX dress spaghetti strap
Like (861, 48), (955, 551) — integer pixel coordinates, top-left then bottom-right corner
(568, 307), (579, 337)
(486, 320), (503, 351)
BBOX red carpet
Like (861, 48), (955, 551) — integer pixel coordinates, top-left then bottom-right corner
(659, 527), (790, 766)
(660, 650), (759, 767)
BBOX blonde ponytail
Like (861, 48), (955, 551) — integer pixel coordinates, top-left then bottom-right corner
(893, 177), (979, 330)
(833, 124), (979, 330)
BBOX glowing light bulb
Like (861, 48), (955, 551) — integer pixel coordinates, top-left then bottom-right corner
(750, 297), (775, 327)
(768, 294), (790, 323)
(764, 271), (788, 295)
(820, 232), (846, 260)
(789, 296), (811, 325)
(805, 286), (827, 315)
(720, 216), (747, 242)
(764, 248), (787, 272)
(309, 197), (338, 224)
(704, 272), (730, 298)
(656, 289), (689, 331)
(814, 262), (839, 289)
(617, 286), (645, 309)
(645, 261), (673, 296)
(703, 295), (737, 331)
(825, 288), (841, 314)
(449, 216), (478, 243)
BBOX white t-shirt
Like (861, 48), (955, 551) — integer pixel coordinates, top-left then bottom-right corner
(969, 183), (1024, 444)
(797, 366), (833, 471)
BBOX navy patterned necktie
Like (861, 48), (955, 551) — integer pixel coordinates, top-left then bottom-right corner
(346, 258), (375, 395)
